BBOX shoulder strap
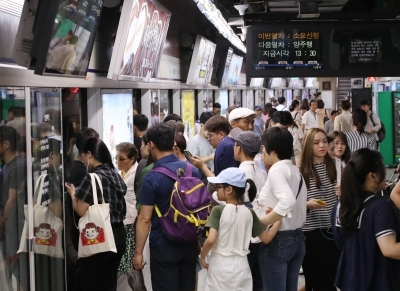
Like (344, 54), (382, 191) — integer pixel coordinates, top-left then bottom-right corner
(294, 112), (299, 119)
(296, 175), (303, 199)
(152, 167), (177, 180)
(152, 163), (194, 181)
(185, 163), (193, 176)
(370, 112), (376, 126)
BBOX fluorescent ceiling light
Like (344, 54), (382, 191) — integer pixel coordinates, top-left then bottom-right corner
(196, 1), (246, 53)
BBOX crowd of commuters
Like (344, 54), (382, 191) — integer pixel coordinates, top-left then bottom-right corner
(2, 91), (399, 291)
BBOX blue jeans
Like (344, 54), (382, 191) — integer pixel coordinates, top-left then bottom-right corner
(259, 228), (305, 291)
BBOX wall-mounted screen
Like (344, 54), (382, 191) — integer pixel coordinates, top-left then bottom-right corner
(34, 0), (103, 76)
(247, 21), (400, 77)
(225, 54), (243, 86)
(186, 35), (216, 85)
(107, 0), (171, 82)
(250, 29), (323, 72)
(329, 28), (397, 71)
(250, 78), (264, 87)
(218, 47), (234, 88)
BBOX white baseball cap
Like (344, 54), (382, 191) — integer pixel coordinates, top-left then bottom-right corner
(228, 108), (256, 123)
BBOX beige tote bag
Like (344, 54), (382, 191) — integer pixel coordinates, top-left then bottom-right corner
(78, 173), (116, 258)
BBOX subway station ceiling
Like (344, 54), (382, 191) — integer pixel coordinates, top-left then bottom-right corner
(214, 0), (400, 21)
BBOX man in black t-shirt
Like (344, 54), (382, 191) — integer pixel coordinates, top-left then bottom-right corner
(133, 114), (148, 163)
(0, 126), (28, 290)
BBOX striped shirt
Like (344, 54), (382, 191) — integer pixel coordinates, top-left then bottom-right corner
(303, 163), (337, 231)
(345, 130), (376, 152)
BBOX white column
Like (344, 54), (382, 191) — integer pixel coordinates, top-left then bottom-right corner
(87, 88), (103, 139)
(141, 89), (152, 122)
(172, 89), (181, 116)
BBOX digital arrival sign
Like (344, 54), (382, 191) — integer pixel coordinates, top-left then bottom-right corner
(251, 30), (323, 71)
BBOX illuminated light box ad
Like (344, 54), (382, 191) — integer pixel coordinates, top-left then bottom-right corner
(186, 35), (217, 86)
(219, 47), (234, 88)
(226, 54), (243, 86)
(108, 0), (171, 82)
(251, 30), (323, 71)
(102, 91), (134, 167)
(36, 0), (103, 76)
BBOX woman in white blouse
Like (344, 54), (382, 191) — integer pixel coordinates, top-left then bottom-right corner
(115, 142), (139, 286)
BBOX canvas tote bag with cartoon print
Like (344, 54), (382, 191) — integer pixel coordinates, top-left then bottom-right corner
(78, 173), (116, 258)
(18, 174), (64, 258)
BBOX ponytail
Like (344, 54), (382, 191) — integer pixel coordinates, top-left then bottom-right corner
(339, 161), (363, 231)
(231, 178), (257, 203)
(246, 179), (257, 202)
(356, 123), (365, 134)
(339, 149), (386, 231)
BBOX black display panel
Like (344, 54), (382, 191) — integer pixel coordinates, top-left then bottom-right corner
(252, 30), (323, 71)
(34, 0), (103, 77)
(247, 22), (400, 77)
(329, 28), (400, 71)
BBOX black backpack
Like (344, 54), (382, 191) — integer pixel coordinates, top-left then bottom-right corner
(370, 113), (386, 143)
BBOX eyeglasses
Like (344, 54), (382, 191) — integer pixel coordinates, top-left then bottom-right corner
(207, 132), (217, 140)
(115, 156), (128, 162)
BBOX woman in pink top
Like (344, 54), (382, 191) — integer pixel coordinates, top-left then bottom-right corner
(262, 103), (272, 123)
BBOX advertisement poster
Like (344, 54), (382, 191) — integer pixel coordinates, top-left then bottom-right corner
(187, 36), (216, 85)
(202, 90), (213, 112)
(102, 91), (133, 166)
(44, 0), (103, 76)
(220, 48), (233, 87)
(119, 0), (170, 80)
(220, 90), (228, 116)
(150, 90), (169, 125)
(246, 90), (254, 110)
(181, 90), (195, 139)
(226, 54), (243, 86)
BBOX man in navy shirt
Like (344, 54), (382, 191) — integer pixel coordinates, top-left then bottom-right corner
(213, 107), (255, 175)
(134, 123), (199, 291)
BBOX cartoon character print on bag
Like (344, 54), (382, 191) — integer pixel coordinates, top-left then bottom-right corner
(34, 223), (58, 246)
(81, 222), (105, 246)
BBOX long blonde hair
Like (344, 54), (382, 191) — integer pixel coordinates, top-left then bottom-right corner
(300, 128), (336, 189)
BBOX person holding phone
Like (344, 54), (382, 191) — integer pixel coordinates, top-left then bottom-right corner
(299, 128), (339, 291)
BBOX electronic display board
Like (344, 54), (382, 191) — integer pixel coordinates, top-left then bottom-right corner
(246, 22), (400, 77)
(34, 0), (103, 76)
(252, 30), (323, 70)
(349, 39), (381, 63)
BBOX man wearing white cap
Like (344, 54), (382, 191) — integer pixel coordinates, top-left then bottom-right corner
(213, 108), (256, 176)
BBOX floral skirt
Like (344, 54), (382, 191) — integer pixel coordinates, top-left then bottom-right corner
(118, 223), (135, 274)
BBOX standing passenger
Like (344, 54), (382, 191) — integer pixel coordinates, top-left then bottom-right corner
(332, 149), (400, 290)
(66, 138), (127, 291)
(345, 108), (376, 152)
(301, 100), (318, 132)
(258, 127), (307, 291)
(201, 168), (281, 291)
(333, 100), (352, 133)
(133, 124), (200, 291)
(300, 128), (340, 291)
(115, 143), (139, 290)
